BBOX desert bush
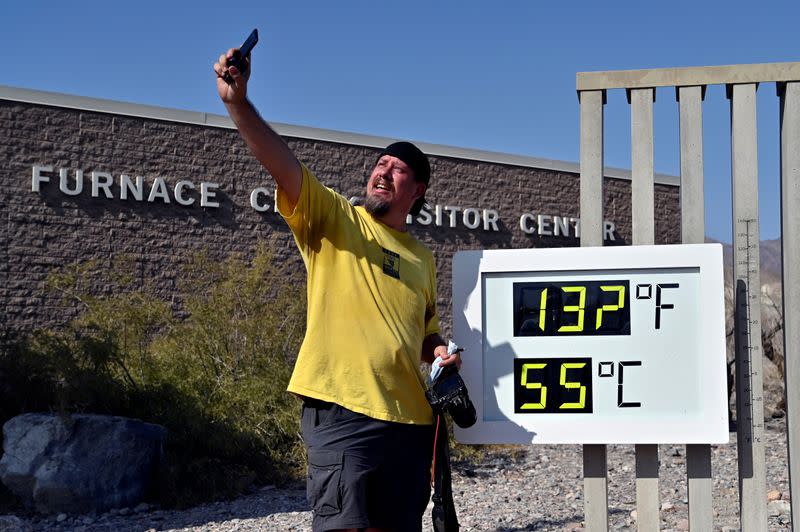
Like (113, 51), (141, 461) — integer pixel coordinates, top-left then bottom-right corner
(0, 246), (306, 507)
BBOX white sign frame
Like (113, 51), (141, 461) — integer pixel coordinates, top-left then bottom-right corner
(452, 244), (729, 444)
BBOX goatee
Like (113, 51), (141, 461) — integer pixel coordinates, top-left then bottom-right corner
(364, 195), (390, 216)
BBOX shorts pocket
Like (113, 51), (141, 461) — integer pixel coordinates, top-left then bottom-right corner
(307, 448), (343, 517)
(302, 400), (338, 434)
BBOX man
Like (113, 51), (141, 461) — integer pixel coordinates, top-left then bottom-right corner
(214, 47), (461, 532)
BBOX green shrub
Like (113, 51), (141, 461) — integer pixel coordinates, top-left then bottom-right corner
(0, 246), (306, 508)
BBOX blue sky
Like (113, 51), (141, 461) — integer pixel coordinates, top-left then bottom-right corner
(2, 0), (798, 242)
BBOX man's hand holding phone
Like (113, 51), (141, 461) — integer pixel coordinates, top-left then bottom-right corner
(214, 29), (258, 104)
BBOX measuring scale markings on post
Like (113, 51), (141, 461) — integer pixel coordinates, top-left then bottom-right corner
(735, 217), (764, 446)
(452, 244), (729, 445)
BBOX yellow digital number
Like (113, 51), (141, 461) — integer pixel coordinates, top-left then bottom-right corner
(558, 286), (586, 332)
(559, 362), (587, 409)
(538, 288), (548, 331)
(595, 285), (625, 329)
(520, 363), (547, 410)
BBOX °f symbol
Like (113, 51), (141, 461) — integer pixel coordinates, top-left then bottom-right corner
(636, 283), (679, 329)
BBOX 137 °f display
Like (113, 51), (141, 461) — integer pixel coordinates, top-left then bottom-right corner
(513, 281), (631, 336)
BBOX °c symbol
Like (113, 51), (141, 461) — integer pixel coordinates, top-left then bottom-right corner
(598, 361), (614, 377)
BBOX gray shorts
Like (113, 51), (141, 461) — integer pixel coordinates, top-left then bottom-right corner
(301, 398), (434, 532)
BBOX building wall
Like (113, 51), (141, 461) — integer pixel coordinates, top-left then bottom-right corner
(0, 97), (680, 340)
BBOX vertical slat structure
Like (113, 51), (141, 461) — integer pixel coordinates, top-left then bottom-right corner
(779, 81), (800, 532)
(634, 447), (659, 530)
(580, 90), (606, 246)
(575, 63), (800, 532)
(678, 85), (714, 531)
(729, 82), (768, 531)
(630, 88), (656, 245)
(579, 89), (608, 532)
(630, 87), (660, 531)
(678, 86), (706, 244)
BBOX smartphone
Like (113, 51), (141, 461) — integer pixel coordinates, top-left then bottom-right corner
(223, 29), (259, 83)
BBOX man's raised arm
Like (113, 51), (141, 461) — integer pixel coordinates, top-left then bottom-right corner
(213, 48), (303, 207)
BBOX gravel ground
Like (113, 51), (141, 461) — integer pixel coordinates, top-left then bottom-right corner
(11, 419), (792, 532)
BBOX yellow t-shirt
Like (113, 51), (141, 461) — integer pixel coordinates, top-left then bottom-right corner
(277, 164), (439, 425)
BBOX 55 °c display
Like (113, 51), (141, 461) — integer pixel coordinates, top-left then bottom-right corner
(513, 280), (631, 336)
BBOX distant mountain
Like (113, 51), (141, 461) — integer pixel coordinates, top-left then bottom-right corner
(706, 237), (783, 284)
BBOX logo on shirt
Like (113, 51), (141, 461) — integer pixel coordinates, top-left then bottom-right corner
(382, 248), (400, 279)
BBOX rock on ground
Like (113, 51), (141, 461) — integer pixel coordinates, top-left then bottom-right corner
(0, 414), (166, 515)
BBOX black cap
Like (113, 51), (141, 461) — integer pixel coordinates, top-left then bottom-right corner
(379, 141), (430, 186)
(378, 141), (430, 216)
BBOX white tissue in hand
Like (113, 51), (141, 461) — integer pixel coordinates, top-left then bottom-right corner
(429, 340), (461, 384)
(447, 340), (460, 356)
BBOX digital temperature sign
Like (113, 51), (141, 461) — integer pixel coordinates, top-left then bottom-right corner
(513, 281), (631, 336)
(452, 244), (728, 444)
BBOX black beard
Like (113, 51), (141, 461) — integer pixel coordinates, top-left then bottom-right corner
(364, 194), (390, 216)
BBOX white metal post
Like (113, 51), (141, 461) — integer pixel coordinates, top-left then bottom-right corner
(780, 81), (800, 532)
(630, 87), (660, 531)
(729, 82), (767, 531)
(580, 88), (609, 532)
(678, 84), (714, 531)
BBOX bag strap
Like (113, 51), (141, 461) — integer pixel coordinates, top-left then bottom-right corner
(431, 413), (460, 532)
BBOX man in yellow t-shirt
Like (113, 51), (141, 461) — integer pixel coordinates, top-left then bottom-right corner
(215, 45), (461, 532)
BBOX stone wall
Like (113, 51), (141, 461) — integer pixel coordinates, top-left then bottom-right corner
(0, 99), (680, 340)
